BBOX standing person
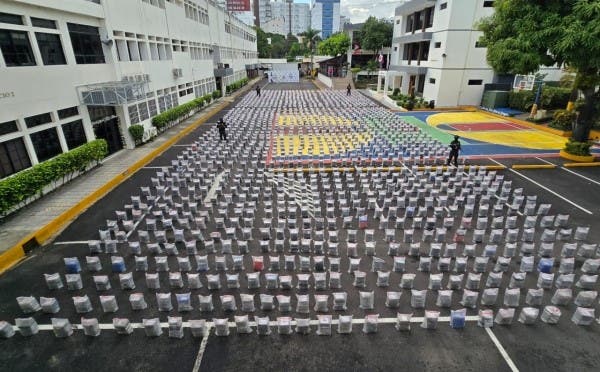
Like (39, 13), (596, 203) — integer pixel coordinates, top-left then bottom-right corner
(217, 118), (228, 142)
(256, 85), (261, 97)
(447, 135), (461, 167)
(346, 83), (351, 96)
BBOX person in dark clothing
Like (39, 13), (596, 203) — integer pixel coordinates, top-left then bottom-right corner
(256, 85), (261, 97)
(217, 118), (228, 141)
(346, 83), (351, 96)
(447, 135), (461, 166)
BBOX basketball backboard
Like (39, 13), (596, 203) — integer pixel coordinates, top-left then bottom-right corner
(513, 74), (535, 91)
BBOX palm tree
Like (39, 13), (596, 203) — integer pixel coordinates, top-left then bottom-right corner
(299, 28), (320, 76)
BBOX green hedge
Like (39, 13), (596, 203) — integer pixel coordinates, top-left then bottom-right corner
(508, 86), (571, 111)
(225, 77), (249, 94)
(128, 124), (144, 145)
(549, 109), (576, 131)
(152, 95), (210, 132)
(0, 139), (108, 216)
(564, 138), (592, 156)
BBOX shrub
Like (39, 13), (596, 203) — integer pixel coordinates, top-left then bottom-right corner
(392, 88), (400, 96)
(540, 86), (571, 109)
(212, 90), (221, 99)
(549, 109), (575, 131)
(151, 97), (207, 132)
(128, 124), (144, 145)
(563, 139), (591, 156)
(508, 90), (535, 111)
(0, 140), (108, 216)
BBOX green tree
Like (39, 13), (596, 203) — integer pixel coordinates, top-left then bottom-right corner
(317, 32), (350, 57)
(299, 28), (321, 74)
(254, 26), (271, 58)
(365, 60), (379, 77)
(479, 0), (600, 142)
(359, 16), (393, 53)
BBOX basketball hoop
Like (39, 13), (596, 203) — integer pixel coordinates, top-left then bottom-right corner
(513, 74), (535, 91)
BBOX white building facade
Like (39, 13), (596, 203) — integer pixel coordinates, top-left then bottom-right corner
(0, 0), (258, 179)
(311, 0), (340, 39)
(259, 1), (310, 36)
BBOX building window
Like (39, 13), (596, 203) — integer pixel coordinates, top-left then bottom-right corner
(31, 17), (57, 29)
(128, 104), (139, 125)
(35, 32), (66, 65)
(25, 113), (52, 128)
(0, 120), (19, 136)
(0, 137), (31, 178)
(67, 23), (105, 64)
(30, 127), (62, 162)
(468, 79), (483, 85)
(0, 12), (23, 25)
(405, 14), (413, 33)
(0, 29), (36, 67)
(483, 1), (495, 7)
(434, 42), (441, 48)
(440, 2), (447, 10)
(62, 120), (87, 149)
(429, 78), (436, 84)
(137, 102), (149, 121)
(393, 46), (398, 51)
(58, 106), (79, 119)
(425, 6), (434, 28)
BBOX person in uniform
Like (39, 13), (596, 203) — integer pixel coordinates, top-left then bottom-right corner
(447, 135), (461, 166)
(217, 118), (228, 142)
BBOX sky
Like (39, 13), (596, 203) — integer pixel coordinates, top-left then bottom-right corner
(294, 0), (402, 23)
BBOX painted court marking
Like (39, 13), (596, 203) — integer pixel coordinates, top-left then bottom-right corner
(488, 158), (593, 215)
(485, 327), (520, 372)
(192, 324), (213, 372)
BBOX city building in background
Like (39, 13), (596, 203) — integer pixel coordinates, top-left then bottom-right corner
(311, 0), (340, 39)
(254, 0), (310, 36)
(0, 0), (257, 179)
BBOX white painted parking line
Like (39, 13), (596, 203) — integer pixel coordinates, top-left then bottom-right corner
(488, 158), (593, 215)
(485, 327), (520, 372)
(204, 171), (226, 204)
(142, 167), (170, 170)
(536, 157), (600, 187)
(192, 324), (213, 372)
(53, 241), (89, 245)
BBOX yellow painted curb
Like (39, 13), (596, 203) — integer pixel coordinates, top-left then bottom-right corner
(271, 164), (506, 173)
(559, 150), (596, 163)
(564, 162), (600, 168)
(477, 110), (571, 137)
(512, 164), (557, 169)
(0, 81), (260, 275)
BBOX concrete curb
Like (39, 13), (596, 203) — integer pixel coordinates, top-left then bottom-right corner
(563, 162), (600, 168)
(0, 80), (258, 275)
(512, 164), (557, 170)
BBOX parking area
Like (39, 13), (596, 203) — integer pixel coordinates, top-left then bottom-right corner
(1, 82), (600, 372)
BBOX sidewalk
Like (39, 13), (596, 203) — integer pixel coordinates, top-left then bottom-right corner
(0, 79), (259, 271)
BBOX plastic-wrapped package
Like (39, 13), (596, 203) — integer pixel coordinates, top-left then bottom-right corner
(418, 257), (431, 272)
(15, 317), (39, 336)
(480, 288), (499, 306)
(214, 318), (230, 336)
(518, 307), (539, 325)
(450, 308), (466, 329)
(226, 273), (240, 289)
(195, 255), (209, 272)
(238, 294), (255, 313)
(540, 306), (561, 324)
(331, 292), (347, 311)
(293, 317), (309, 335)
(198, 295), (214, 312)
(0, 321), (15, 338)
(494, 308), (515, 325)
(329, 257), (340, 272)
(276, 295), (291, 312)
(277, 317), (293, 335)
(348, 258), (361, 273)
(17, 296), (41, 314)
(388, 242), (400, 256)
(353, 271), (367, 288)
(111, 256), (126, 273)
(66, 274), (83, 291)
(555, 273), (574, 289)
(559, 258), (575, 274)
(395, 313), (412, 332)
(551, 288), (572, 306)
(574, 291), (597, 307)
(503, 243), (517, 258)
(582, 259), (600, 274)
(411, 290), (427, 309)
(39, 297), (60, 314)
(187, 273), (202, 289)
(421, 311), (440, 329)
(438, 257), (451, 272)
(465, 273), (481, 290)
(293, 294), (309, 314)
(429, 244), (442, 258)
(359, 291), (375, 310)
(251, 255), (264, 271)
(256, 317), (271, 336)
(207, 274), (221, 290)
(473, 257), (489, 273)
(493, 257), (511, 273)
(578, 244), (597, 258)
(215, 256), (227, 271)
(73, 295), (93, 313)
(408, 243), (420, 257)
(376, 271), (390, 287)
(448, 274), (463, 290)
(167, 272), (183, 289)
(460, 290), (478, 309)
(118, 272), (135, 290)
(393, 257), (406, 273)
(571, 307), (595, 326)
(454, 257), (467, 273)
(156, 292), (173, 311)
(268, 256), (280, 272)
(235, 315), (253, 334)
(133, 256), (147, 272)
(536, 273), (554, 289)
(363, 314), (379, 334)
(245, 272), (261, 289)
(329, 272), (341, 289)
(485, 272), (503, 288)
(100, 295), (119, 313)
(177, 257), (191, 272)
(436, 290), (452, 308)
(295, 273), (309, 290)
(509, 272), (526, 289)
(576, 274), (598, 289)
(81, 317), (100, 336)
(128, 293), (147, 310)
(50, 318), (73, 338)
(44, 273), (64, 290)
(337, 315), (353, 334)
(400, 273), (416, 289)
(574, 226), (590, 241)
(314, 294), (330, 312)
(232, 255), (245, 271)
(64, 257), (81, 273)
(145, 273), (160, 290)
(260, 294), (274, 311)
(537, 257), (554, 274)
(155, 256), (169, 272)
(113, 318), (133, 335)
(525, 288), (544, 306)
(561, 243), (577, 258)
(426, 273), (442, 290)
(520, 256), (535, 274)
(503, 288), (521, 307)
(221, 295), (237, 312)
(371, 257), (385, 272)
(478, 309), (494, 328)
(279, 275), (292, 290)
(316, 315), (332, 336)
(143, 318), (163, 337)
(147, 243), (162, 255)
(314, 272), (327, 290)
(463, 244), (476, 258)
(176, 293), (192, 312)
(386, 291), (401, 308)
(189, 319), (207, 338)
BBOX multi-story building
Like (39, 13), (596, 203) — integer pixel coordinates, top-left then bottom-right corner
(386, 0), (562, 107)
(257, 0), (310, 36)
(311, 0), (340, 39)
(0, 0), (258, 179)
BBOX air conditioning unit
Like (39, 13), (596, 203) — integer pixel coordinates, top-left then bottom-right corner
(173, 68), (183, 78)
